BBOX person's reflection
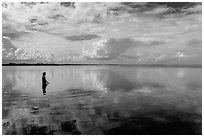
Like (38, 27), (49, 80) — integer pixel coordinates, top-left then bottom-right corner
(42, 72), (49, 95)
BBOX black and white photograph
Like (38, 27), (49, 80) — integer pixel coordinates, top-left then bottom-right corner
(2, 2), (202, 135)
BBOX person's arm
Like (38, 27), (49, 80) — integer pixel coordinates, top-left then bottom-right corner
(46, 78), (49, 85)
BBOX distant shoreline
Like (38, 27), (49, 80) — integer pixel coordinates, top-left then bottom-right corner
(2, 64), (202, 68)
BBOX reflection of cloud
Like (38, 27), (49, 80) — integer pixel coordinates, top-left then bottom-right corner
(81, 70), (107, 91)
(4, 66), (201, 95)
(81, 68), (166, 92)
(11, 70), (42, 92)
(175, 52), (187, 58)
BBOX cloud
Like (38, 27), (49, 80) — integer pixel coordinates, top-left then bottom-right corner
(2, 37), (56, 62)
(154, 2), (200, 9)
(2, 32), (28, 40)
(14, 46), (56, 62)
(2, 2), (110, 40)
(187, 39), (202, 48)
(121, 2), (201, 16)
(82, 38), (137, 60)
(2, 37), (17, 59)
(2, 36), (11, 40)
(119, 54), (141, 60)
(82, 38), (165, 61)
(68, 2), (121, 24)
(60, 2), (75, 8)
(65, 34), (101, 41)
(15, 47), (30, 60)
(2, 2), (202, 64)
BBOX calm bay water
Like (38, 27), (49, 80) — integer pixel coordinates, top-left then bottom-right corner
(2, 66), (202, 135)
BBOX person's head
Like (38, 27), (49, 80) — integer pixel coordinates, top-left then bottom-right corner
(43, 72), (46, 76)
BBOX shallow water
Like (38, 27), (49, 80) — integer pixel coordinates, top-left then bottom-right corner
(2, 66), (202, 135)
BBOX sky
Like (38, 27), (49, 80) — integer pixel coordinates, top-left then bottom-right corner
(2, 2), (202, 64)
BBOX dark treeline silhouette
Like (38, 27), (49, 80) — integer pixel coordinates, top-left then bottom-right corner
(2, 63), (202, 68)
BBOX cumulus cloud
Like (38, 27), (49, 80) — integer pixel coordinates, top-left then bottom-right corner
(82, 38), (166, 61)
(2, 37), (17, 59)
(2, 2), (202, 64)
(68, 2), (121, 24)
(14, 46), (44, 61)
(2, 37), (56, 63)
(2, 2), (120, 37)
(82, 38), (135, 60)
(14, 47), (28, 59)
(14, 46), (56, 62)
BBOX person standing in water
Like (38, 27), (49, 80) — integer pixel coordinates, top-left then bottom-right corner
(42, 72), (49, 95)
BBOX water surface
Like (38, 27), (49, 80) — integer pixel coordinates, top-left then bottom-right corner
(2, 66), (202, 135)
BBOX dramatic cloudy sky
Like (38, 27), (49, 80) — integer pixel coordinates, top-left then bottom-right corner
(2, 2), (202, 64)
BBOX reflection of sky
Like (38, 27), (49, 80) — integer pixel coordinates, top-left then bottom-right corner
(2, 66), (202, 134)
(82, 70), (108, 92)
(2, 66), (202, 95)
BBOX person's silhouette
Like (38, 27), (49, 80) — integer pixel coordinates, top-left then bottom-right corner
(42, 72), (49, 95)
